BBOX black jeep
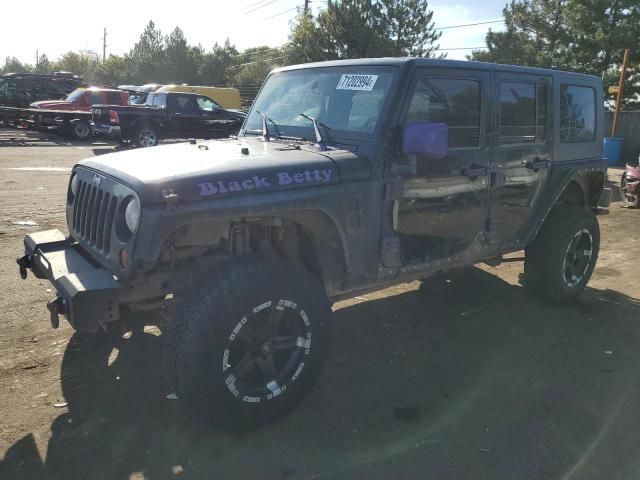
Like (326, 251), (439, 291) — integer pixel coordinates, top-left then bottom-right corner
(17, 58), (611, 428)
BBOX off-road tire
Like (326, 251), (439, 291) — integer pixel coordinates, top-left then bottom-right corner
(524, 205), (600, 303)
(164, 255), (331, 429)
(133, 124), (159, 147)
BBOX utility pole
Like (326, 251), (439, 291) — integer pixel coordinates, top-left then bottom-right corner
(611, 48), (630, 137)
(36, 49), (39, 67)
(102, 27), (107, 63)
(304, 0), (309, 13)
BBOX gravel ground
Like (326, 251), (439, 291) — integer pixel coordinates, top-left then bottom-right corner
(0, 128), (639, 480)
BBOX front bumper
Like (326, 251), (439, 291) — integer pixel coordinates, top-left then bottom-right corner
(17, 229), (122, 332)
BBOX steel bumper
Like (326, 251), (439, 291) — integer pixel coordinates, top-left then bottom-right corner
(17, 229), (122, 332)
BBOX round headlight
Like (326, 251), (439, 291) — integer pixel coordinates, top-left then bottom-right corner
(70, 173), (79, 196)
(124, 197), (140, 233)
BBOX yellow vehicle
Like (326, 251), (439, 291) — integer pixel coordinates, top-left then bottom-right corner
(157, 85), (241, 109)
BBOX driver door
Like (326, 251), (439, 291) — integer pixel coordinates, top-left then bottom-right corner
(167, 94), (202, 137)
(389, 67), (493, 263)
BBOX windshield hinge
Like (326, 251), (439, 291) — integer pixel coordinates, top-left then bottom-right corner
(161, 188), (179, 208)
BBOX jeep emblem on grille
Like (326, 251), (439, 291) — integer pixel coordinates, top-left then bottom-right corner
(92, 174), (102, 187)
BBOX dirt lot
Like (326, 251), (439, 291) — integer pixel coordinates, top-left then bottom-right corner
(1, 128), (639, 480)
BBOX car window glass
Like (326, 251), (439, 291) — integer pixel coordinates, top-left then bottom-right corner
(197, 96), (219, 111)
(89, 92), (102, 106)
(106, 92), (121, 104)
(151, 94), (166, 109)
(173, 95), (197, 113)
(560, 85), (596, 143)
(405, 77), (481, 148)
(499, 81), (546, 144)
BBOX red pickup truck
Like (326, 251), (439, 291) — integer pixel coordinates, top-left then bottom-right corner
(29, 87), (129, 139)
(30, 87), (128, 111)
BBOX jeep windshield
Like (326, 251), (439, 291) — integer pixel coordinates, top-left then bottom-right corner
(243, 67), (397, 142)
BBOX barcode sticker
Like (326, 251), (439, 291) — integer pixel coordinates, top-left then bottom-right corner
(336, 74), (379, 91)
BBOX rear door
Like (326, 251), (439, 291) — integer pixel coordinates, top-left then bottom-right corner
(487, 72), (552, 244)
(167, 94), (202, 137)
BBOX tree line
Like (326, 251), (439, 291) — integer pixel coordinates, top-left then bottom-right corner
(1, 0), (638, 107)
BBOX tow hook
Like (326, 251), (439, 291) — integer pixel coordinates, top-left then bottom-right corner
(46, 296), (66, 329)
(16, 255), (31, 279)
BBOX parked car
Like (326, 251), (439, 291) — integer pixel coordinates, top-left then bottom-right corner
(92, 91), (246, 146)
(18, 58), (611, 430)
(0, 71), (85, 108)
(29, 87), (129, 139)
(157, 85), (242, 109)
(128, 84), (163, 105)
(30, 86), (128, 111)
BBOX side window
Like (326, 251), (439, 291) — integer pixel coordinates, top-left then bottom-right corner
(106, 91), (121, 104)
(499, 81), (547, 144)
(197, 96), (218, 111)
(560, 85), (596, 143)
(152, 94), (166, 109)
(90, 92), (103, 106)
(406, 77), (481, 148)
(173, 94), (198, 113)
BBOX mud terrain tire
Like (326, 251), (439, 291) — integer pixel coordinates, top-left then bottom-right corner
(164, 255), (331, 429)
(525, 205), (600, 303)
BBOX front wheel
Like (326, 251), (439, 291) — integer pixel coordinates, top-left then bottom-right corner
(524, 205), (600, 303)
(164, 256), (331, 429)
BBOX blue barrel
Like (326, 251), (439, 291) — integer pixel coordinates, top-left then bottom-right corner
(603, 137), (623, 166)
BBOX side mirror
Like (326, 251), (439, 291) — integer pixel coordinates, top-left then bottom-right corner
(402, 122), (448, 160)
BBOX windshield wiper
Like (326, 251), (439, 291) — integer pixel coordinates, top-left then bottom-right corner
(256, 110), (280, 141)
(297, 113), (332, 150)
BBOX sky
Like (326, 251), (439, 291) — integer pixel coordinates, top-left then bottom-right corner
(1, 0), (507, 66)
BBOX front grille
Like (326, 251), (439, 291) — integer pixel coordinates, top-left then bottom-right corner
(71, 179), (117, 252)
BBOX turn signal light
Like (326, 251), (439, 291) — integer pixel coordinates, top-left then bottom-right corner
(119, 249), (129, 270)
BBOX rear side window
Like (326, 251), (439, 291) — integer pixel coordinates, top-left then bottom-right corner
(89, 92), (102, 106)
(406, 77), (481, 148)
(499, 82), (547, 144)
(152, 94), (166, 109)
(106, 91), (122, 104)
(560, 85), (596, 143)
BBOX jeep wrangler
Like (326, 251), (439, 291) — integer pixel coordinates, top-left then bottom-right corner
(17, 59), (611, 428)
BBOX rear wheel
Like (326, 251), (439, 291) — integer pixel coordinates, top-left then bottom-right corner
(134, 125), (159, 147)
(164, 255), (331, 429)
(72, 121), (91, 140)
(524, 205), (600, 303)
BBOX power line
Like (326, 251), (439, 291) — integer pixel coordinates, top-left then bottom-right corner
(436, 46), (488, 50)
(229, 55), (285, 68)
(245, 0), (278, 14)
(264, 7), (297, 19)
(435, 18), (504, 30)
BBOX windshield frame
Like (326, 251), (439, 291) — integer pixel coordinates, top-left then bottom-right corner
(241, 65), (400, 144)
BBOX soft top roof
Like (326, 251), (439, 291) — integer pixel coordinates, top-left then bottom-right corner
(273, 57), (600, 81)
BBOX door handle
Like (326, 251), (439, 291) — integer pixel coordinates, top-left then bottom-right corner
(461, 165), (489, 180)
(525, 158), (550, 172)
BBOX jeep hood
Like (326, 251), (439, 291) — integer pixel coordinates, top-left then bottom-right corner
(78, 138), (370, 204)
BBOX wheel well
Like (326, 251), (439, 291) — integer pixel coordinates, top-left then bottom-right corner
(160, 213), (347, 295)
(558, 181), (585, 207)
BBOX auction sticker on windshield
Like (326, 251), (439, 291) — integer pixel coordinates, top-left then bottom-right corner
(336, 74), (378, 91)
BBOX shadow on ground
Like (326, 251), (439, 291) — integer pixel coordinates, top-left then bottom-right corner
(3, 267), (640, 480)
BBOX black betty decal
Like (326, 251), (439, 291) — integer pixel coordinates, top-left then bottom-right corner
(198, 169), (333, 196)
